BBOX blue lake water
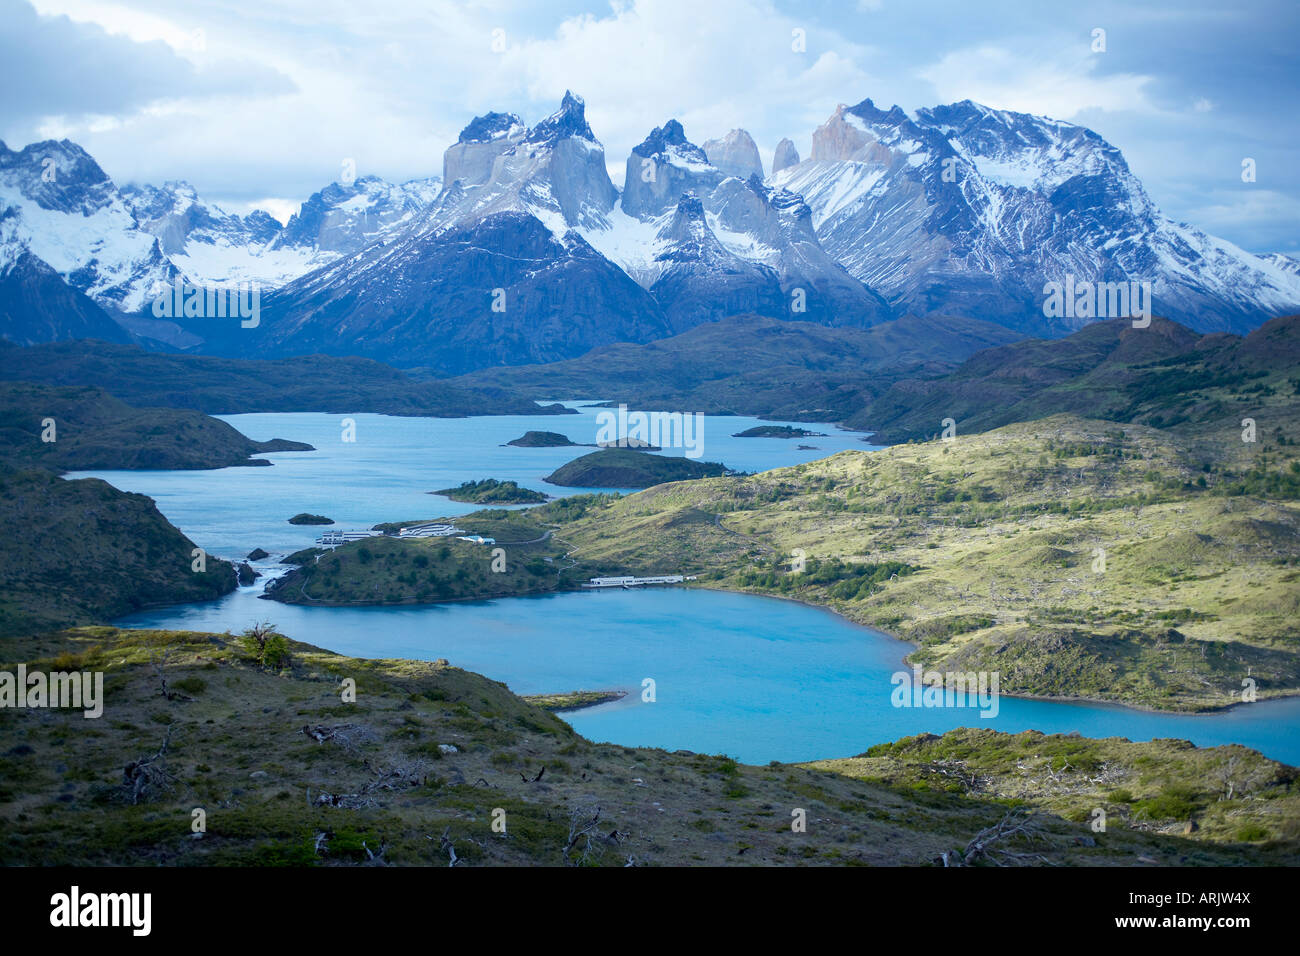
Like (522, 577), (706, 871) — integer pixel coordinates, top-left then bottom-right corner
(76, 408), (1300, 766)
(69, 404), (878, 559)
(116, 584), (1300, 766)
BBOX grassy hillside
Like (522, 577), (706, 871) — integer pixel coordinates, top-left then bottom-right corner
(0, 339), (573, 418)
(809, 728), (1299, 847)
(278, 414), (1300, 712)
(1, 625), (1290, 866)
(552, 415), (1300, 711)
(450, 314), (1023, 422)
(852, 315), (1300, 444)
(0, 467), (237, 635)
(0, 381), (312, 471)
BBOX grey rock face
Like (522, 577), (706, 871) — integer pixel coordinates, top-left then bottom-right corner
(621, 119), (722, 219)
(0, 138), (176, 313)
(614, 121), (890, 333)
(430, 91), (617, 232)
(809, 104), (894, 163)
(0, 138), (116, 215)
(443, 111), (525, 186)
(772, 138), (800, 174)
(703, 129), (764, 180)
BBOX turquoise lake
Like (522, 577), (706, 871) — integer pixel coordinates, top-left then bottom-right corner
(70, 404), (879, 558)
(76, 407), (1300, 766)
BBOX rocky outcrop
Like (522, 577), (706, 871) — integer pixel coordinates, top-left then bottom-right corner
(621, 120), (722, 219)
(443, 111), (525, 186)
(809, 105), (895, 164)
(772, 138), (800, 174)
(432, 92), (616, 230)
(696, 176), (891, 327)
(121, 181), (280, 256)
(703, 129), (764, 180)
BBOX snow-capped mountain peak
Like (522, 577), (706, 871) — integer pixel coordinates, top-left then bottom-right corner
(4, 93), (1298, 365)
(778, 96), (1300, 334)
(621, 119), (722, 219)
(429, 91), (617, 232)
(525, 90), (599, 146)
(0, 138), (173, 313)
(0, 138), (118, 216)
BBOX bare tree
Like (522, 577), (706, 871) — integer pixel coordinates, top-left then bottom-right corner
(563, 804), (603, 865)
(150, 650), (193, 702)
(438, 826), (461, 867)
(122, 726), (177, 805)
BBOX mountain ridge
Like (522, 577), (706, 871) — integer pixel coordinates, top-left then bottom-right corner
(3, 94), (1298, 370)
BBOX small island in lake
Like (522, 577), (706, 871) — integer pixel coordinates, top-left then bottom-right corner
(288, 513), (334, 525)
(545, 448), (729, 488)
(597, 437), (661, 450)
(433, 478), (550, 504)
(732, 425), (827, 439)
(506, 430), (586, 447)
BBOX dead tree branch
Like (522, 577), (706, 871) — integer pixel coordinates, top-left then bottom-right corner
(563, 804), (602, 865)
(122, 725), (177, 805)
(941, 810), (1053, 867)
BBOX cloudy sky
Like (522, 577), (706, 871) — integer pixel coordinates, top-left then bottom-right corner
(2, 0), (1296, 253)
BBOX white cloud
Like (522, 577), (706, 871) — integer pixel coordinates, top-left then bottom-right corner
(918, 44), (1156, 118)
(226, 196), (299, 225)
(29, 0), (204, 50)
(1186, 188), (1300, 234)
(503, 0), (876, 162)
(5, 0), (1293, 253)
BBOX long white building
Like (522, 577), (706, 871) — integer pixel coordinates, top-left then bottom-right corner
(584, 575), (697, 588)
